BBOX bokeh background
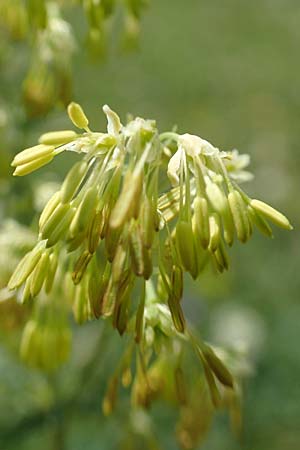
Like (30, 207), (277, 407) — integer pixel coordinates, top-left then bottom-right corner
(0, 0), (299, 449)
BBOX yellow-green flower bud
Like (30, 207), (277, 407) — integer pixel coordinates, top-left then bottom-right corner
(30, 251), (50, 297)
(67, 102), (89, 130)
(202, 345), (234, 388)
(39, 130), (77, 146)
(88, 274), (105, 319)
(72, 250), (93, 285)
(44, 252), (58, 294)
(8, 244), (43, 290)
(212, 240), (229, 273)
(193, 196), (210, 249)
(66, 231), (86, 253)
(129, 222), (144, 276)
(205, 180), (227, 215)
(192, 216), (209, 275)
(221, 208), (235, 247)
(141, 197), (156, 249)
(87, 210), (103, 253)
(73, 282), (91, 324)
(208, 213), (221, 252)
(11, 144), (54, 167)
(105, 226), (122, 262)
(41, 202), (71, 240)
(109, 172), (143, 229)
(46, 207), (76, 248)
(202, 356), (221, 408)
(250, 199), (293, 230)
(61, 160), (88, 204)
(142, 247), (153, 280)
(112, 244), (127, 284)
(247, 205), (273, 238)
(228, 190), (250, 243)
(13, 153), (54, 176)
(21, 277), (33, 304)
(70, 186), (98, 236)
(39, 191), (61, 229)
(168, 295), (185, 333)
(176, 220), (197, 279)
(20, 320), (37, 366)
(171, 265), (183, 302)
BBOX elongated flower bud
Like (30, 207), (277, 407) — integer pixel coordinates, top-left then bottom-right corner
(88, 264), (111, 319)
(168, 294), (185, 333)
(202, 357), (221, 408)
(113, 287), (131, 335)
(202, 345), (234, 388)
(192, 216), (209, 275)
(46, 207), (76, 248)
(66, 231), (86, 253)
(111, 244), (127, 284)
(208, 213), (221, 252)
(44, 252), (58, 294)
(171, 265), (183, 302)
(39, 130), (77, 146)
(13, 153), (54, 176)
(228, 190), (250, 243)
(176, 221), (197, 279)
(88, 210), (103, 253)
(105, 226), (122, 263)
(70, 186), (98, 236)
(72, 250), (93, 284)
(21, 278), (33, 304)
(109, 172), (143, 229)
(11, 144), (54, 167)
(101, 278), (117, 317)
(142, 247), (153, 280)
(250, 199), (292, 230)
(20, 321), (37, 366)
(129, 223), (144, 276)
(205, 180), (227, 215)
(193, 196), (210, 249)
(41, 202), (71, 240)
(247, 205), (273, 238)
(73, 282), (91, 324)
(67, 102), (89, 130)
(30, 251), (50, 297)
(8, 244), (43, 290)
(88, 274), (105, 319)
(141, 197), (156, 249)
(221, 208), (235, 247)
(61, 160), (88, 204)
(212, 240), (229, 273)
(39, 191), (61, 229)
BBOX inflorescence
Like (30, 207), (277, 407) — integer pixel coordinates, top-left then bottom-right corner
(7, 102), (292, 444)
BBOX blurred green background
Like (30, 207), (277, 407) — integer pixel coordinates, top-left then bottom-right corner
(0, 0), (299, 449)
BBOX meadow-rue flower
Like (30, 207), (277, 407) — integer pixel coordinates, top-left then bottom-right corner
(9, 102), (293, 334)
(7, 102), (293, 443)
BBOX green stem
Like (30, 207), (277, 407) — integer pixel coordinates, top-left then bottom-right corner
(159, 132), (179, 142)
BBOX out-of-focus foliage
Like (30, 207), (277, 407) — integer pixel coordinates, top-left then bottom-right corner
(0, 0), (149, 117)
(0, 1), (299, 450)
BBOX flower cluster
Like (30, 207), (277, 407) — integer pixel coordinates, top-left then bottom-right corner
(7, 102), (292, 446)
(9, 102), (292, 330)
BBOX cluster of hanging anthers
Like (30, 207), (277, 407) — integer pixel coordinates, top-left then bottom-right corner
(7, 103), (292, 436)
(8, 102), (292, 332)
